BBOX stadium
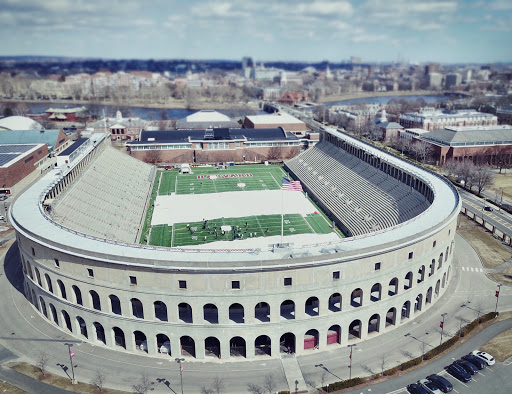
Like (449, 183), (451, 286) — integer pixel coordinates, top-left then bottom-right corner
(10, 127), (460, 361)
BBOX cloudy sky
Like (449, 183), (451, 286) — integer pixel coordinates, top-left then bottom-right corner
(0, 0), (511, 63)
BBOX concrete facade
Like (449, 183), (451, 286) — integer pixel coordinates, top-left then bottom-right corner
(11, 129), (460, 362)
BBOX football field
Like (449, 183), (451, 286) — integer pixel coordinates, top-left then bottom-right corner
(143, 165), (343, 247)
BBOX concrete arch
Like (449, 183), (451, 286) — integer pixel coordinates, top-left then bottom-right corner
(348, 319), (362, 339)
(327, 325), (341, 345)
(77, 316), (88, 338)
(90, 290), (101, 311)
(401, 300), (411, 320)
(34, 267), (42, 287)
(304, 329), (319, 350)
(131, 298), (144, 319)
(205, 336), (221, 359)
(93, 322), (106, 344)
(388, 277), (399, 296)
(370, 283), (382, 302)
(57, 279), (67, 300)
(134, 331), (147, 353)
(229, 303), (245, 323)
(417, 265), (425, 283)
(157, 334), (171, 355)
(305, 296), (319, 316)
(113, 327), (126, 349)
(178, 303), (193, 323)
(180, 335), (195, 358)
(72, 285), (82, 305)
(45, 274), (53, 293)
(328, 293), (342, 312)
(49, 303), (58, 325)
(385, 307), (396, 327)
(404, 272), (413, 290)
(280, 332), (295, 353)
(255, 302), (270, 322)
(351, 288), (363, 307)
(39, 296), (48, 318)
(204, 303), (219, 324)
(109, 294), (122, 315)
(426, 287), (433, 304)
(61, 310), (72, 332)
(154, 301), (167, 321)
(230, 336), (246, 358)
(368, 313), (380, 334)
(255, 335), (271, 357)
(280, 300), (295, 320)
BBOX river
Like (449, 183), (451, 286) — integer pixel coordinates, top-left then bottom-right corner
(324, 94), (447, 107)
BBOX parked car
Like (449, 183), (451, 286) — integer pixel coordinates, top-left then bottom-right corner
(407, 383), (430, 394)
(0, 195), (7, 201)
(472, 350), (495, 365)
(447, 362), (471, 382)
(484, 206), (493, 211)
(462, 354), (486, 369)
(454, 359), (478, 375)
(0, 215), (5, 221)
(426, 374), (453, 393)
(418, 378), (442, 394)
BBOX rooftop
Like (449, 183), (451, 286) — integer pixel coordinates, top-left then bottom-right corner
(245, 112), (305, 125)
(0, 116), (43, 131)
(0, 144), (44, 168)
(422, 125), (512, 146)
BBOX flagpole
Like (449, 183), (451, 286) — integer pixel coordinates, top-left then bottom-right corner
(281, 185), (284, 245)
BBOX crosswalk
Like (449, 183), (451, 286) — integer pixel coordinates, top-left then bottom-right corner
(461, 266), (484, 273)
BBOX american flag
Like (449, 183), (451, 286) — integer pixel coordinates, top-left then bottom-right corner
(282, 177), (302, 191)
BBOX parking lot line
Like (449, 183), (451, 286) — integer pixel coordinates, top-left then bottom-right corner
(487, 366), (494, 371)
(472, 377), (478, 382)
(453, 389), (459, 393)
(478, 371), (485, 376)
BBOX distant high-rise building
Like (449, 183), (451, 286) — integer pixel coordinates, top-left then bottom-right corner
(428, 73), (443, 88)
(463, 70), (472, 82)
(425, 63), (440, 76)
(241, 57), (254, 78)
(350, 56), (362, 64)
(445, 73), (462, 89)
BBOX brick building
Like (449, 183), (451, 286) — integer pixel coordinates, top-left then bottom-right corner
(126, 127), (303, 164)
(45, 106), (89, 122)
(417, 125), (512, 165)
(90, 110), (146, 141)
(0, 144), (49, 195)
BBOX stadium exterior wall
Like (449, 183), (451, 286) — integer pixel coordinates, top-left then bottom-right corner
(11, 132), (460, 362)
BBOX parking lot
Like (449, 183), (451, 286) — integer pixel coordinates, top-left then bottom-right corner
(386, 356), (511, 394)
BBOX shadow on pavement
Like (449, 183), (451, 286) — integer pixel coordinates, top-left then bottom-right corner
(3, 242), (24, 296)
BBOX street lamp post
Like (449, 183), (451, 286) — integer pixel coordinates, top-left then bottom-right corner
(347, 344), (356, 380)
(495, 284), (502, 316)
(175, 357), (185, 394)
(440, 313), (447, 346)
(64, 343), (76, 384)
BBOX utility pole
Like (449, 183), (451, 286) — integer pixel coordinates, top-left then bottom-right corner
(64, 343), (76, 384)
(347, 344), (356, 380)
(495, 284), (502, 316)
(440, 313), (447, 346)
(175, 357), (185, 394)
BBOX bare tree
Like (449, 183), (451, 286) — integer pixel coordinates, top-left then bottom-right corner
(380, 353), (389, 375)
(247, 383), (264, 394)
(184, 87), (199, 109)
(411, 141), (434, 163)
(132, 372), (151, 394)
(201, 387), (214, 394)
(36, 351), (49, 378)
(473, 164), (494, 195)
(145, 149), (162, 164)
(267, 146), (283, 160)
(91, 370), (106, 393)
(12, 102), (30, 116)
(263, 373), (277, 394)
(211, 376), (225, 394)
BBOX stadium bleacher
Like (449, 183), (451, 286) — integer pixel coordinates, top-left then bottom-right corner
(52, 146), (154, 243)
(285, 141), (430, 236)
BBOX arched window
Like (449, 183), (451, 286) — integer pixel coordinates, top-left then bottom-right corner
(113, 327), (126, 348)
(350, 288), (363, 307)
(180, 336), (195, 358)
(109, 294), (122, 315)
(204, 303), (218, 324)
(254, 302), (270, 323)
(255, 335), (271, 356)
(34, 267), (42, 287)
(62, 310), (72, 332)
(230, 336), (246, 358)
(77, 316), (88, 338)
(134, 331), (148, 353)
(72, 285), (82, 305)
(388, 278), (398, 296)
(131, 298), (144, 319)
(280, 300), (295, 320)
(305, 297), (319, 316)
(154, 301), (167, 321)
(328, 293), (341, 312)
(45, 274), (53, 293)
(178, 303), (193, 323)
(229, 303), (244, 323)
(404, 272), (413, 290)
(205, 337), (221, 358)
(57, 280), (67, 300)
(370, 283), (382, 302)
(90, 290), (101, 311)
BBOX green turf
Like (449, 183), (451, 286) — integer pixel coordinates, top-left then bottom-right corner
(158, 165), (287, 195)
(142, 165), (345, 246)
(149, 213), (332, 247)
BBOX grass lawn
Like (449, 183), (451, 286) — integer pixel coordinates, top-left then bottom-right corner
(149, 212), (335, 247)
(457, 214), (512, 269)
(480, 328), (512, 362)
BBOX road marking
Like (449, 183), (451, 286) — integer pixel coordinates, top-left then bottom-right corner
(453, 390), (459, 393)
(472, 377), (477, 382)
(487, 366), (494, 371)
(478, 371), (485, 376)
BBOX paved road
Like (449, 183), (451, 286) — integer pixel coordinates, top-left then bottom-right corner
(344, 318), (512, 394)
(0, 230), (510, 393)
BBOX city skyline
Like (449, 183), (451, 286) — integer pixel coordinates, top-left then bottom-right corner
(0, 0), (511, 64)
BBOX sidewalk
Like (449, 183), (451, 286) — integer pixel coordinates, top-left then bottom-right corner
(0, 366), (72, 394)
